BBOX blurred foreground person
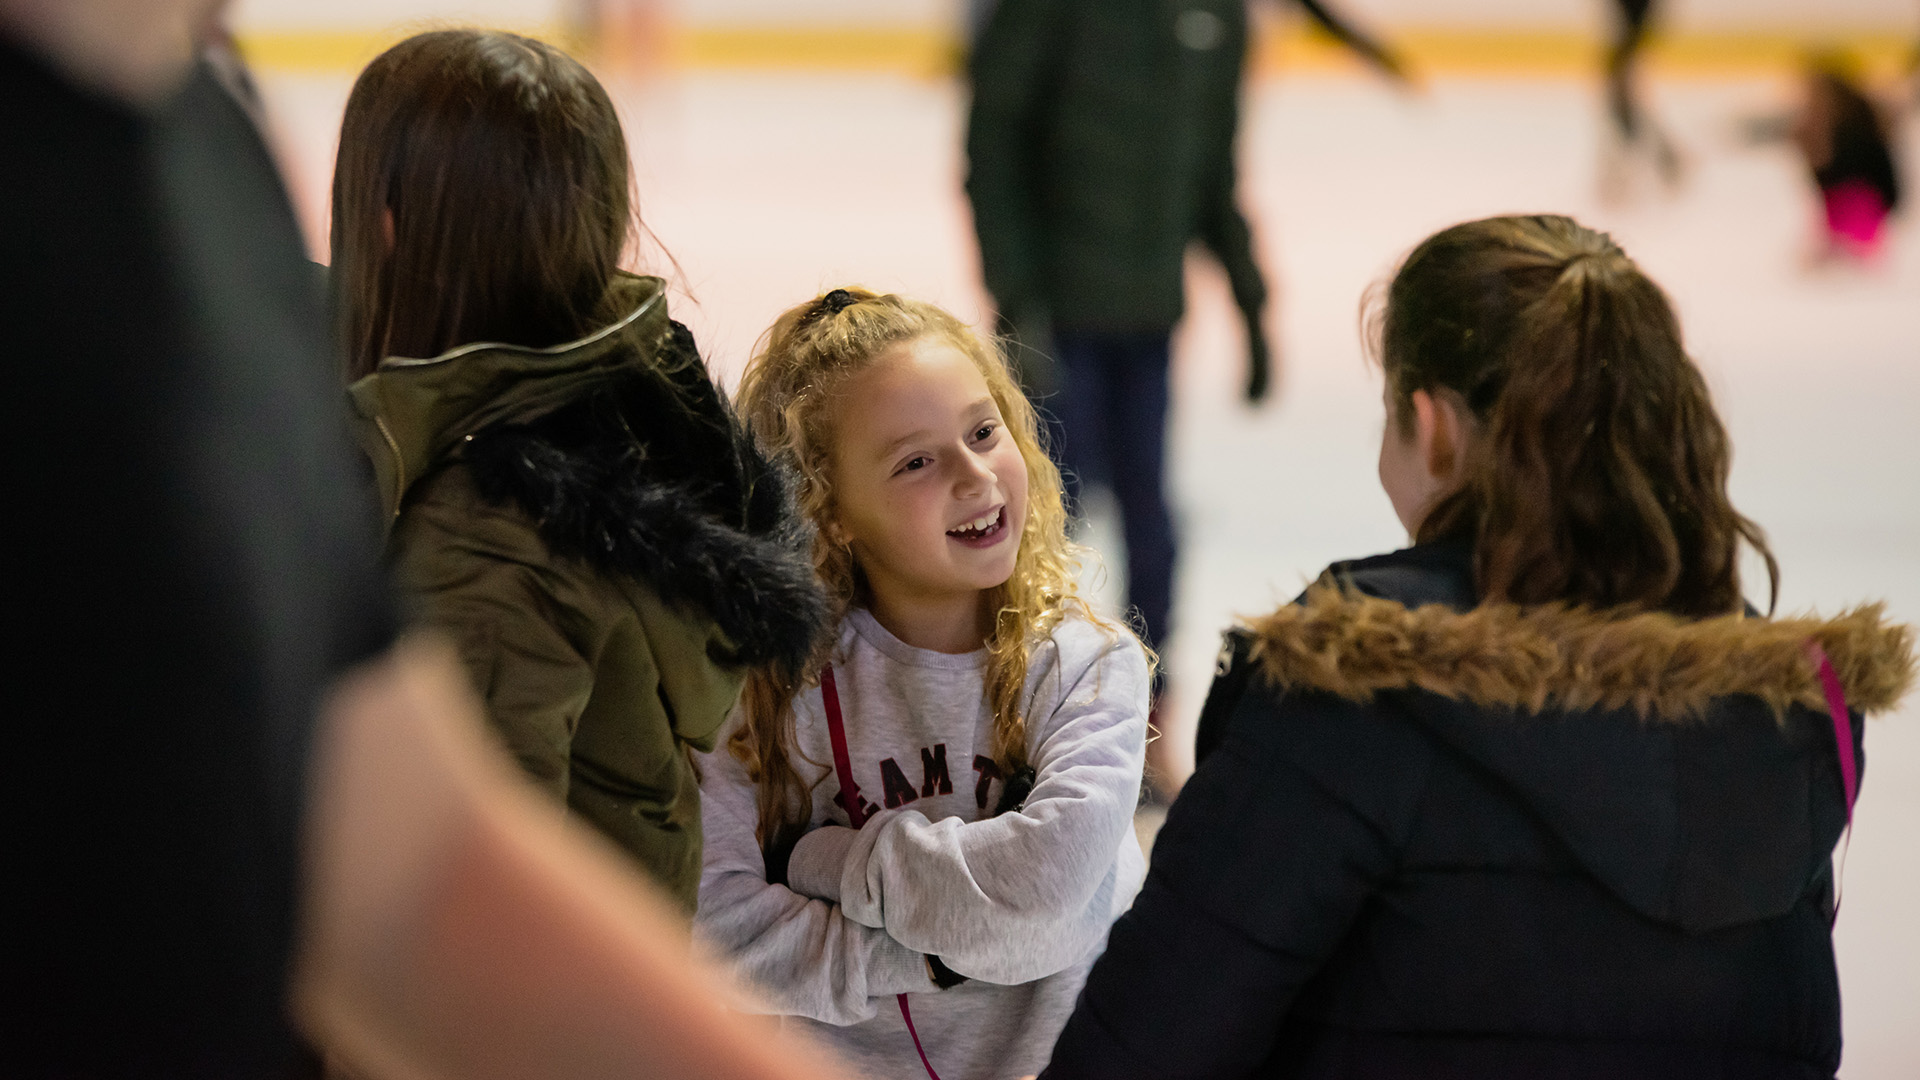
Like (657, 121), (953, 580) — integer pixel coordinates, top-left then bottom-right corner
(334, 29), (827, 911)
(0, 5), (846, 1078)
(1041, 216), (1915, 1080)
(2, 4), (391, 1071)
(299, 636), (851, 1080)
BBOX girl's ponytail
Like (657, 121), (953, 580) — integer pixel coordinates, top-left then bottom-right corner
(1388, 215), (1776, 616)
(734, 666), (819, 852)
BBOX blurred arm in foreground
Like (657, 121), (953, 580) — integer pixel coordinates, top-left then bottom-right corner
(299, 635), (846, 1080)
(0, 4), (845, 1077)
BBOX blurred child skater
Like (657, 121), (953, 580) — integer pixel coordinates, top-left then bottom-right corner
(335, 30), (828, 911)
(1793, 55), (1903, 262)
(1039, 216), (1915, 1079)
(696, 289), (1151, 1080)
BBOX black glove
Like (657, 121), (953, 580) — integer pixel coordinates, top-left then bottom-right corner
(993, 764), (1037, 816)
(762, 823), (808, 887)
(927, 954), (969, 989)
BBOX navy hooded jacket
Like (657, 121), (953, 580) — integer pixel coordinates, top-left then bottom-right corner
(1042, 541), (1912, 1080)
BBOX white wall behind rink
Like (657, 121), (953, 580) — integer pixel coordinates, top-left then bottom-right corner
(228, 0), (1918, 35)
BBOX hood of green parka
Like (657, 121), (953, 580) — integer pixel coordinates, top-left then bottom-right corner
(346, 273), (670, 523)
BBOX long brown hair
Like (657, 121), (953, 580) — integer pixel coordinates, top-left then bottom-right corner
(331, 29), (634, 379)
(1375, 214), (1776, 616)
(729, 289), (1117, 844)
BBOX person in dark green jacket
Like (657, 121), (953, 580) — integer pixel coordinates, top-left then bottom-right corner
(334, 29), (828, 910)
(967, 0), (1403, 662)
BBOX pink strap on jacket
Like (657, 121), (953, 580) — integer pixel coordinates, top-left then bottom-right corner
(821, 665), (943, 1080)
(1805, 642), (1859, 819)
(1805, 641), (1858, 922)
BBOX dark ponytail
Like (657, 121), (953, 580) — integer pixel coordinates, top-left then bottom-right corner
(1382, 215), (1776, 616)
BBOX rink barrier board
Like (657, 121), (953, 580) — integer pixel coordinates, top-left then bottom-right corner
(234, 23), (1919, 79)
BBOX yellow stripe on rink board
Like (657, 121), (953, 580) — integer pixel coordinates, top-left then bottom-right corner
(670, 26), (959, 76)
(231, 24), (950, 75)
(236, 23), (1915, 79)
(234, 25), (579, 72)
(1638, 30), (1915, 75)
(1261, 25), (1918, 78)
(1262, 28), (1592, 77)
(234, 30), (403, 71)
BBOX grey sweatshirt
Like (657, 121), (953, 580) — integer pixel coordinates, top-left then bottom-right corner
(696, 607), (1149, 1080)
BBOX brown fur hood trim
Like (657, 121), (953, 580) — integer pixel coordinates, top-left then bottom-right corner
(1247, 586), (1916, 720)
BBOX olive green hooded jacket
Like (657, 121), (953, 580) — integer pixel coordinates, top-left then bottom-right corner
(348, 275), (827, 910)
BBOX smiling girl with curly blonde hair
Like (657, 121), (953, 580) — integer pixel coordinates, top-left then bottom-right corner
(695, 288), (1150, 1080)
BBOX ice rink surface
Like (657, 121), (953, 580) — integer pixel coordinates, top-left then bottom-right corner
(261, 65), (1920, 1075)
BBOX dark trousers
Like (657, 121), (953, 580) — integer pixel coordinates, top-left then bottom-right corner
(1049, 330), (1177, 654)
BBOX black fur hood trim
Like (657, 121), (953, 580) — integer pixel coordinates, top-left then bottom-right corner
(464, 321), (829, 676)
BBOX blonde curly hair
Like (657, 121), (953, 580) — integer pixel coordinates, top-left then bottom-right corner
(729, 288), (1119, 845)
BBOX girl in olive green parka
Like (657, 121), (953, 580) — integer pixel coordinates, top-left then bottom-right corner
(333, 30), (827, 910)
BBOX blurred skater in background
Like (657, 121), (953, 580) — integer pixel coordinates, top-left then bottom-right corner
(566, 0), (671, 75)
(967, 0), (1405, 773)
(1600, 0), (1684, 200)
(1792, 56), (1903, 263)
(1289, 0), (1409, 84)
(1740, 52), (1905, 265)
(968, 0), (1268, 684)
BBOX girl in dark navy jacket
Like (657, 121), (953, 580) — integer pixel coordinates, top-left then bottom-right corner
(1041, 215), (1914, 1080)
